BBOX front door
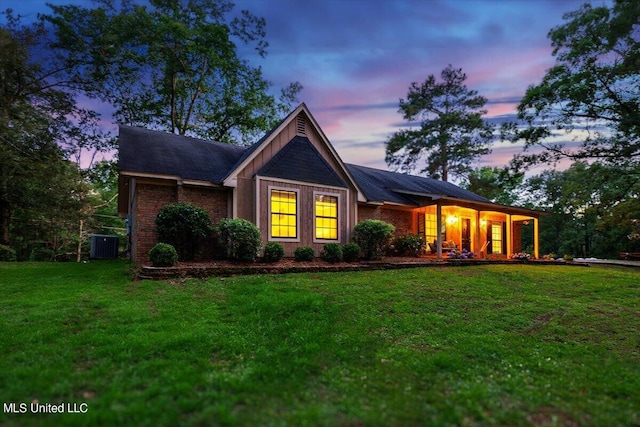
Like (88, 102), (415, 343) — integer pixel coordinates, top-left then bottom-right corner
(462, 218), (471, 251)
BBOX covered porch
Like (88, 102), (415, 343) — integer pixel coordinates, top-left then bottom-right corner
(413, 197), (542, 260)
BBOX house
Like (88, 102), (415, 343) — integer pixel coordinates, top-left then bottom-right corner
(118, 103), (542, 262)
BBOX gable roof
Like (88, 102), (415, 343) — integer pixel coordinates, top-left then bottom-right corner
(221, 103), (365, 199)
(118, 126), (245, 184)
(259, 136), (348, 188)
(117, 107), (539, 216)
(346, 164), (491, 205)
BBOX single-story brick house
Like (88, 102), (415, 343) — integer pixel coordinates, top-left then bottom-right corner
(118, 103), (542, 262)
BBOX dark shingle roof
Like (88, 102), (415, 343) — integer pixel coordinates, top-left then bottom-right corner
(118, 126), (493, 206)
(346, 164), (491, 205)
(118, 126), (247, 184)
(258, 136), (348, 188)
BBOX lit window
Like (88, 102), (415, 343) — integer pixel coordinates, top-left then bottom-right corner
(271, 190), (297, 238)
(315, 195), (338, 240)
(491, 223), (503, 254)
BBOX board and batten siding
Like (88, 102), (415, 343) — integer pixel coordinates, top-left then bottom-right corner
(257, 177), (351, 257)
(234, 112), (357, 224)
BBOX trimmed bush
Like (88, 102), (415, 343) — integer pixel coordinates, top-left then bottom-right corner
(149, 243), (178, 267)
(156, 202), (212, 261)
(263, 242), (285, 263)
(214, 218), (262, 262)
(0, 244), (17, 262)
(30, 247), (55, 262)
(342, 242), (361, 262)
(294, 246), (314, 262)
(321, 243), (343, 263)
(352, 219), (395, 260)
(391, 234), (425, 257)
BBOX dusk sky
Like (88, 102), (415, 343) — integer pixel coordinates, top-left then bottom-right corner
(4, 0), (604, 176)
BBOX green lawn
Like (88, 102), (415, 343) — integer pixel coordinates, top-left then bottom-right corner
(1, 261), (638, 426)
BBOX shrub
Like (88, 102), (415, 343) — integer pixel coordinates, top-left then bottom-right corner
(342, 243), (361, 262)
(321, 243), (343, 263)
(156, 202), (212, 261)
(29, 247), (55, 262)
(294, 246), (314, 262)
(0, 244), (16, 262)
(149, 243), (178, 267)
(352, 219), (395, 260)
(214, 218), (262, 262)
(263, 242), (285, 263)
(391, 234), (425, 257)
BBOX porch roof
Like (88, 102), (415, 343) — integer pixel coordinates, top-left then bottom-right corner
(346, 164), (543, 217)
(346, 164), (490, 204)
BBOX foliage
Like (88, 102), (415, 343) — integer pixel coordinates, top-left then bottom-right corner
(2, 262), (639, 426)
(352, 220), (395, 260)
(0, 14), (114, 260)
(85, 160), (126, 237)
(294, 246), (314, 262)
(214, 218), (262, 262)
(263, 242), (285, 263)
(156, 203), (212, 261)
(385, 65), (494, 181)
(320, 243), (343, 263)
(148, 243), (178, 267)
(507, 1), (640, 169)
(0, 244), (16, 262)
(461, 166), (525, 205)
(29, 247), (56, 262)
(45, 0), (302, 144)
(563, 254), (575, 261)
(342, 242), (361, 262)
(447, 248), (475, 259)
(390, 234), (425, 257)
(522, 162), (640, 258)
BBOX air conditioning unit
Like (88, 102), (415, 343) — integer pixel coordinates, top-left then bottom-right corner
(90, 235), (119, 259)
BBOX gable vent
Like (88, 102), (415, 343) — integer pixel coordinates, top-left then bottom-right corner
(296, 116), (306, 135)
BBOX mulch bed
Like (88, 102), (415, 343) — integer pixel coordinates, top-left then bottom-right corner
(136, 257), (574, 280)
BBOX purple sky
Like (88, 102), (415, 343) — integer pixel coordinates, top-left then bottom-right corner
(4, 0), (599, 176)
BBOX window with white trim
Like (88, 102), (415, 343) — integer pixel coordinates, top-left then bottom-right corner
(315, 194), (338, 240)
(271, 189), (297, 238)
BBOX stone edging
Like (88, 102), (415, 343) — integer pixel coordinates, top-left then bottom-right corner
(136, 259), (586, 280)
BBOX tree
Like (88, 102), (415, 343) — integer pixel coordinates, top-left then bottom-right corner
(522, 162), (640, 258)
(461, 166), (524, 206)
(510, 0), (639, 168)
(46, 0), (302, 144)
(1, 13), (109, 259)
(385, 65), (494, 182)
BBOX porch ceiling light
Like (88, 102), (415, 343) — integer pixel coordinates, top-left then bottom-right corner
(447, 215), (458, 224)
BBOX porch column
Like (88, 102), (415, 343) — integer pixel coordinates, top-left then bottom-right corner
(436, 203), (443, 259)
(506, 214), (513, 257)
(534, 217), (540, 259)
(475, 210), (481, 253)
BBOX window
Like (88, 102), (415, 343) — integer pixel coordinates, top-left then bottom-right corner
(491, 223), (503, 254)
(425, 214), (438, 245)
(315, 194), (338, 240)
(271, 190), (297, 238)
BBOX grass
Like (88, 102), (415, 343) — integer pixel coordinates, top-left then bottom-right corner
(0, 261), (638, 426)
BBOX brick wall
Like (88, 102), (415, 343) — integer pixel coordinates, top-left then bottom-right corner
(357, 204), (415, 236)
(132, 182), (230, 263)
(134, 183), (176, 262)
(179, 186), (229, 224)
